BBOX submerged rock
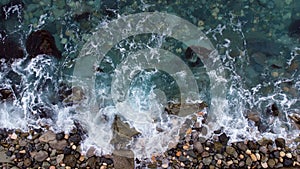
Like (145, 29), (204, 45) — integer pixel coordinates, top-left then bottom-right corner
(246, 38), (282, 57)
(266, 103), (280, 116)
(289, 19), (300, 38)
(245, 109), (261, 124)
(0, 0), (24, 20)
(0, 31), (24, 61)
(26, 30), (62, 59)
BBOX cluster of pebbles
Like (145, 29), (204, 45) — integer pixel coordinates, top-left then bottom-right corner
(0, 124), (299, 169)
(0, 127), (114, 169)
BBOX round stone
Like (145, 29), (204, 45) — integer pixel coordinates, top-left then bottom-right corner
(261, 162), (268, 168)
(286, 153), (292, 158)
(279, 151), (285, 157)
(267, 159), (276, 168)
(162, 163), (168, 168)
(250, 154), (257, 162)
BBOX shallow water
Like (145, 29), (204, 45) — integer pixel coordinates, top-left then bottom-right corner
(0, 0), (299, 159)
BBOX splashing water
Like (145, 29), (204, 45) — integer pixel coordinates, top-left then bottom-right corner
(0, 0), (299, 160)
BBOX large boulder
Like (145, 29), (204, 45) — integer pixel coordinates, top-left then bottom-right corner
(26, 30), (61, 59)
(0, 30), (24, 62)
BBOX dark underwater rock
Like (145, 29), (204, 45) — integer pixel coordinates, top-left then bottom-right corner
(288, 19), (300, 38)
(26, 30), (62, 59)
(185, 47), (202, 67)
(266, 103), (280, 117)
(74, 12), (91, 21)
(246, 38), (281, 57)
(0, 86), (14, 101)
(1, 0), (24, 20)
(0, 30), (24, 61)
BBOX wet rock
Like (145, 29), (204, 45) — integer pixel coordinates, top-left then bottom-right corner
(86, 156), (97, 168)
(275, 138), (285, 148)
(42, 161), (50, 168)
(258, 138), (273, 146)
(55, 132), (65, 140)
(289, 19), (300, 38)
(219, 133), (229, 145)
(34, 150), (48, 162)
(69, 134), (81, 144)
(165, 102), (208, 116)
(61, 86), (85, 105)
(0, 149), (11, 163)
(202, 151), (210, 157)
(39, 130), (56, 143)
(288, 113), (300, 129)
(246, 110), (261, 125)
(0, 33), (24, 61)
(113, 150), (134, 169)
(111, 116), (140, 148)
(0, 87), (14, 102)
(214, 142), (224, 153)
(178, 155), (188, 162)
(247, 141), (258, 150)
(283, 158), (293, 167)
(161, 163), (168, 168)
(261, 161), (268, 168)
(74, 12), (91, 21)
(267, 103), (280, 116)
(56, 154), (64, 164)
(226, 146), (236, 155)
(259, 146), (268, 154)
(236, 142), (248, 151)
(26, 30), (62, 59)
(100, 157), (113, 165)
(1, 0), (24, 20)
(246, 38), (281, 57)
(63, 154), (77, 168)
(185, 46), (204, 67)
(49, 140), (68, 150)
(273, 150), (280, 158)
(63, 147), (72, 155)
(193, 141), (204, 153)
(86, 146), (96, 158)
(246, 157), (252, 166)
(267, 158), (276, 168)
(186, 150), (197, 158)
(24, 157), (31, 167)
(250, 153), (257, 162)
(250, 52), (267, 66)
(202, 156), (212, 165)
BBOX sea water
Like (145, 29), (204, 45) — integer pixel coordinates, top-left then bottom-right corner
(0, 0), (299, 159)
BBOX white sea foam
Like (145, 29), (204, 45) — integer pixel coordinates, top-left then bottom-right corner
(0, 12), (299, 161)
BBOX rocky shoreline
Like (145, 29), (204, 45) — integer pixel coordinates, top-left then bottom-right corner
(0, 126), (299, 169)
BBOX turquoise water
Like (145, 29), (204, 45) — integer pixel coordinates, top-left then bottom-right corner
(0, 0), (299, 158)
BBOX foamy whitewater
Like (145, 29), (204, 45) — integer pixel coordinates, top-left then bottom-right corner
(0, 12), (299, 160)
